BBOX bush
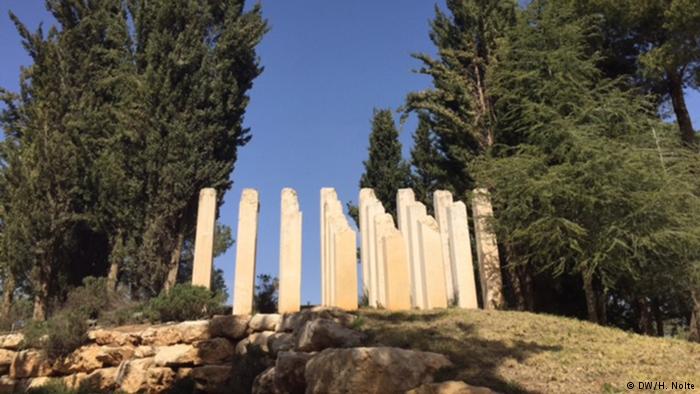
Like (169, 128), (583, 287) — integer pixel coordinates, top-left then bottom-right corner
(145, 284), (224, 322)
(0, 298), (33, 332)
(254, 274), (278, 313)
(22, 310), (88, 359)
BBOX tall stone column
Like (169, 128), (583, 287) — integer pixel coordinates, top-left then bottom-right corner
(374, 213), (395, 307)
(417, 216), (448, 309)
(472, 188), (504, 309)
(407, 202), (428, 309)
(192, 188), (217, 288)
(233, 189), (260, 315)
(381, 221), (412, 311)
(365, 200), (385, 307)
(331, 217), (358, 311)
(359, 188), (376, 302)
(325, 199), (344, 307)
(447, 201), (478, 309)
(320, 188), (336, 306)
(433, 190), (455, 303)
(279, 188), (302, 313)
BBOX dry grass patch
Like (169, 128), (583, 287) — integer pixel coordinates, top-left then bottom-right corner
(358, 308), (700, 394)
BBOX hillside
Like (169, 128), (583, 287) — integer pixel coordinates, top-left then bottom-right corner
(358, 308), (700, 394)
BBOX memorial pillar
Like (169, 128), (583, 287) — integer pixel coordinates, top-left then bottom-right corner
(233, 189), (260, 315)
(417, 215), (448, 309)
(472, 188), (504, 309)
(278, 188), (302, 313)
(447, 201), (478, 309)
(433, 190), (455, 303)
(192, 188), (217, 288)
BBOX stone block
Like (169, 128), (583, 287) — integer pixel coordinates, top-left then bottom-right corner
(279, 188), (303, 313)
(471, 188), (504, 309)
(447, 201), (478, 309)
(233, 189), (260, 315)
(407, 202), (428, 309)
(192, 188), (217, 288)
(417, 216), (448, 309)
(433, 190), (455, 302)
(381, 227), (412, 311)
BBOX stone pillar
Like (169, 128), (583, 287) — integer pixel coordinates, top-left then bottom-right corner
(365, 200), (385, 307)
(278, 188), (302, 313)
(325, 199), (344, 307)
(447, 201), (478, 309)
(407, 202), (428, 309)
(233, 189), (260, 315)
(381, 222), (412, 311)
(433, 190), (455, 303)
(359, 188), (376, 302)
(472, 188), (504, 309)
(417, 216), (448, 309)
(320, 188), (335, 306)
(331, 218), (358, 311)
(192, 188), (217, 288)
(374, 213), (395, 307)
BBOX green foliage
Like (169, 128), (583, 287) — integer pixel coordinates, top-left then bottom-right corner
(254, 274), (279, 314)
(145, 284), (224, 323)
(410, 113), (449, 207)
(22, 310), (88, 359)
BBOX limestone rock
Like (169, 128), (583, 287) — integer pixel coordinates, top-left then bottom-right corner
(296, 319), (364, 352)
(278, 307), (355, 333)
(304, 347), (453, 394)
(235, 331), (274, 355)
(154, 344), (193, 366)
(249, 314), (281, 332)
(154, 338), (234, 366)
(141, 320), (210, 346)
(252, 366), (278, 394)
(115, 357), (154, 393)
(62, 373), (88, 390)
(210, 314), (251, 340)
(26, 376), (53, 390)
(268, 332), (294, 355)
(0, 349), (16, 375)
(0, 334), (23, 350)
(406, 381), (500, 394)
(134, 345), (156, 358)
(274, 351), (311, 394)
(192, 365), (233, 393)
(88, 328), (141, 347)
(55, 345), (134, 374)
(146, 367), (176, 393)
(79, 367), (119, 391)
(0, 376), (16, 394)
(9, 349), (52, 378)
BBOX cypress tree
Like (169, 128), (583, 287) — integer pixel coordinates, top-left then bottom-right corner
(410, 113), (449, 208)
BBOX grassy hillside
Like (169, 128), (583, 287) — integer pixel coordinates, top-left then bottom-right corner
(358, 308), (700, 394)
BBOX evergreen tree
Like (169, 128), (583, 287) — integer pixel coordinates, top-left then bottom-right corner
(410, 113), (448, 208)
(355, 109), (411, 221)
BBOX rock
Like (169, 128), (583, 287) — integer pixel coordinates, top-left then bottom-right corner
(210, 314), (251, 340)
(134, 345), (156, 358)
(274, 351), (312, 394)
(250, 314), (282, 332)
(0, 376), (16, 394)
(79, 367), (119, 391)
(235, 331), (275, 355)
(177, 367), (193, 380)
(9, 349), (52, 378)
(88, 329), (141, 347)
(154, 338), (234, 366)
(304, 347), (453, 394)
(406, 381), (500, 394)
(268, 332), (294, 355)
(141, 320), (210, 346)
(55, 345), (134, 374)
(26, 376), (52, 390)
(0, 334), (23, 350)
(278, 308), (355, 333)
(192, 365), (233, 393)
(0, 350), (16, 375)
(296, 319), (364, 352)
(115, 357), (154, 393)
(146, 367), (176, 393)
(252, 366), (278, 394)
(62, 373), (88, 390)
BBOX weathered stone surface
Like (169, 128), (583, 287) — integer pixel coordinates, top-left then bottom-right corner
(252, 366), (278, 394)
(359, 188), (377, 299)
(471, 188), (505, 309)
(320, 188), (335, 306)
(192, 364), (232, 393)
(233, 188), (260, 315)
(0, 349), (16, 375)
(9, 349), (52, 378)
(210, 314), (251, 340)
(115, 357), (154, 393)
(279, 188), (303, 314)
(274, 351), (311, 394)
(146, 367), (176, 393)
(418, 216), (448, 309)
(406, 381), (500, 394)
(381, 224), (412, 311)
(304, 347), (453, 394)
(407, 202), (428, 309)
(192, 188), (217, 288)
(154, 338), (234, 366)
(55, 345), (134, 374)
(278, 307), (355, 333)
(80, 367), (119, 391)
(268, 332), (294, 355)
(296, 319), (364, 352)
(0, 334), (23, 351)
(88, 328), (141, 347)
(141, 320), (210, 346)
(0, 376), (16, 394)
(134, 345), (156, 358)
(366, 200), (386, 307)
(433, 190), (456, 303)
(154, 344), (193, 367)
(62, 372), (88, 390)
(235, 331), (274, 355)
(446, 201), (478, 309)
(26, 376), (52, 390)
(250, 313), (282, 332)
(331, 221), (358, 311)
(374, 213), (395, 307)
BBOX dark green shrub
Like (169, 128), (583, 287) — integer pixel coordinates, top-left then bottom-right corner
(63, 277), (111, 319)
(145, 284), (224, 322)
(254, 274), (278, 313)
(0, 298), (33, 332)
(23, 310), (88, 359)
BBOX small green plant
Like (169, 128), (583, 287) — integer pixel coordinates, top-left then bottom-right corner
(23, 310), (89, 359)
(145, 284), (224, 322)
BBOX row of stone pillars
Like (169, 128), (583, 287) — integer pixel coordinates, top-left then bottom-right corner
(190, 186), (503, 314)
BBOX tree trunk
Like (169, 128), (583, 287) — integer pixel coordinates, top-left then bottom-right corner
(652, 297), (664, 337)
(667, 68), (696, 145)
(582, 273), (599, 324)
(2, 274), (15, 318)
(689, 290), (700, 343)
(637, 297), (655, 335)
(106, 232), (124, 292)
(163, 229), (185, 292)
(32, 257), (51, 321)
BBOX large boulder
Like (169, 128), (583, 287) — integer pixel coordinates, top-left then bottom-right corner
(235, 331), (275, 355)
(209, 315), (251, 340)
(0, 350), (16, 375)
(9, 349), (52, 378)
(55, 345), (134, 374)
(296, 319), (364, 352)
(268, 333), (295, 356)
(115, 357), (155, 393)
(141, 321), (210, 346)
(192, 365), (233, 393)
(252, 366), (278, 394)
(304, 347), (453, 394)
(0, 376), (16, 394)
(146, 367), (176, 393)
(78, 367), (119, 391)
(249, 314), (282, 332)
(274, 351), (312, 394)
(88, 328), (141, 347)
(278, 307), (355, 333)
(0, 334), (24, 350)
(154, 338), (234, 366)
(406, 381), (500, 394)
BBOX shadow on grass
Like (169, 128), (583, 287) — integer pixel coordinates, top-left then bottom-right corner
(360, 310), (561, 394)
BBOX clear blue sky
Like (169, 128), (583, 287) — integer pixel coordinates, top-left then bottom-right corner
(1, 1), (698, 305)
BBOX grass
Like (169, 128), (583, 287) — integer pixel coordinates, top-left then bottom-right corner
(358, 308), (700, 394)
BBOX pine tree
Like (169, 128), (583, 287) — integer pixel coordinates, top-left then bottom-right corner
(410, 113), (448, 208)
(355, 109), (411, 221)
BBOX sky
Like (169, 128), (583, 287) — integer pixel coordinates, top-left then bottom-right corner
(1, 1), (699, 305)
